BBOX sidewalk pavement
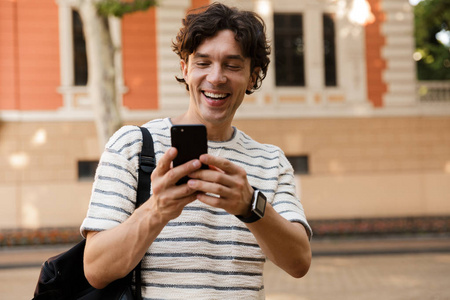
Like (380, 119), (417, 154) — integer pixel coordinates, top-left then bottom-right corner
(1, 236), (450, 300)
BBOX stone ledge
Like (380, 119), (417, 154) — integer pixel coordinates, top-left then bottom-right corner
(1, 216), (449, 247)
(0, 227), (82, 247)
(310, 215), (450, 238)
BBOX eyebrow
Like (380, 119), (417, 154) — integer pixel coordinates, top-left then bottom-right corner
(193, 52), (245, 61)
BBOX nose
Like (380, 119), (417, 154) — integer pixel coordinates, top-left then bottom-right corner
(206, 64), (226, 85)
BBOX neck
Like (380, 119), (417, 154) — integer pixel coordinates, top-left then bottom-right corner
(207, 125), (234, 141)
(171, 113), (234, 141)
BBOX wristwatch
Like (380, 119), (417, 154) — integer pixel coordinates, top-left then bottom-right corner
(236, 188), (267, 223)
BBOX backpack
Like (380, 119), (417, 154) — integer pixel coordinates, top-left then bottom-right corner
(32, 127), (155, 300)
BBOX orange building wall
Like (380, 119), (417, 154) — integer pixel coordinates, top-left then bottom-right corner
(365, 0), (387, 108)
(0, 0), (18, 110)
(190, 0), (210, 10)
(16, 0), (61, 110)
(121, 8), (158, 110)
(1, 0), (61, 111)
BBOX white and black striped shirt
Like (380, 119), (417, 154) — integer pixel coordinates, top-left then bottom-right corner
(81, 118), (311, 299)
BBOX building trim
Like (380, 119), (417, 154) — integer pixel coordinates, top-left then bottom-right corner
(1, 102), (449, 123)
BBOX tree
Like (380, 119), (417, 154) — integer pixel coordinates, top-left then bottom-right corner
(414, 0), (450, 80)
(71, 0), (157, 150)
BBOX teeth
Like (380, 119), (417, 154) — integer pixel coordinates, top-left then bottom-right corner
(204, 92), (228, 99)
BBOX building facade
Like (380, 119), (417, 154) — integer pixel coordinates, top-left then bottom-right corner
(1, 0), (449, 231)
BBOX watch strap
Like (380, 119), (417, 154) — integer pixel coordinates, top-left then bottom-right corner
(236, 187), (265, 224)
(236, 211), (262, 223)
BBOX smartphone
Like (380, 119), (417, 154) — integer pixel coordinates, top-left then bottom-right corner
(171, 124), (208, 185)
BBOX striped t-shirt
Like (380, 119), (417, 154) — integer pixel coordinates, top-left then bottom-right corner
(81, 118), (311, 299)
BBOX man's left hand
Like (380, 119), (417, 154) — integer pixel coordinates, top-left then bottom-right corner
(187, 154), (254, 216)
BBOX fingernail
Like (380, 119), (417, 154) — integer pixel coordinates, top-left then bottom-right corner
(192, 160), (201, 168)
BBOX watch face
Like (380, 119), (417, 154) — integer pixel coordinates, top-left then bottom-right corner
(256, 195), (266, 212)
(253, 190), (267, 217)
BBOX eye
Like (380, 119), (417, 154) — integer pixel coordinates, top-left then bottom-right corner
(226, 64), (241, 70)
(196, 61), (210, 67)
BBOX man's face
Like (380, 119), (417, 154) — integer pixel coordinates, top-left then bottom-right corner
(181, 30), (256, 129)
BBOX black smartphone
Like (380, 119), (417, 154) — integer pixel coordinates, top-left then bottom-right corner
(171, 124), (208, 185)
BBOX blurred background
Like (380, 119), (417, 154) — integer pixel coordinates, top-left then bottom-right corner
(0, 0), (449, 299)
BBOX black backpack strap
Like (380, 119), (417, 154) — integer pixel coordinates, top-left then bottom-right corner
(137, 126), (155, 207)
(134, 127), (156, 300)
(135, 126), (155, 300)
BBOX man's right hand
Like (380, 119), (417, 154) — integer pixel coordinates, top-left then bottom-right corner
(146, 147), (202, 224)
(84, 147), (202, 289)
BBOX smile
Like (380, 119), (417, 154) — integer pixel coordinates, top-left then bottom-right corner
(203, 91), (230, 100)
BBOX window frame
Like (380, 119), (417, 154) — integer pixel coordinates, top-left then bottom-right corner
(273, 13), (306, 87)
(56, 2), (126, 111)
(259, 0), (370, 113)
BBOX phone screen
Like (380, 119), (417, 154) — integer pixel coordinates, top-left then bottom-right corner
(171, 124), (208, 185)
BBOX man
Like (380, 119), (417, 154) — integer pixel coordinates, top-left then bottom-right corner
(81, 3), (312, 298)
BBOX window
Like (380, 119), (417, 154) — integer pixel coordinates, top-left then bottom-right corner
(273, 13), (305, 87)
(287, 155), (309, 175)
(323, 14), (337, 87)
(57, 3), (123, 111)
(72, 10), (88, 86)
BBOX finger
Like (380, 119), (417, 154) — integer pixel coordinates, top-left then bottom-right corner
(188, 168), (235, 188)
(167, 159), (202, 185)
(187, 178), (233, 199)
(179, 192), (200, 205)
(161, 180), (198, 201)
(195, 191), (245, 216)
(195, 192), (223, 209)
(199, 154), (238, 174)
(154, 147), (177, 176)
(208, 164), (225, 173)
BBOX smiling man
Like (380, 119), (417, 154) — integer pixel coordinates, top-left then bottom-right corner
(173, 30), (256, 140)
(81, 3), (312, 299)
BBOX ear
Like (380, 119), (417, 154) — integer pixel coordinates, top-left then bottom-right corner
(180, 59), (188, 81)
(247, 67), (260, 90)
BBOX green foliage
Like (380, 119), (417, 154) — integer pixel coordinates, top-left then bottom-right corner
(96, 0), (158, 18)
(414, 0), (450, 80)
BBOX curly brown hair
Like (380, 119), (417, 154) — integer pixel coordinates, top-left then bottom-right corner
(172, 2), (271, 95)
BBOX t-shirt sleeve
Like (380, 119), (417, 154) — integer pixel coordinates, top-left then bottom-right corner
(80, 126), (142, 237)
(272, 152), (313, 239)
